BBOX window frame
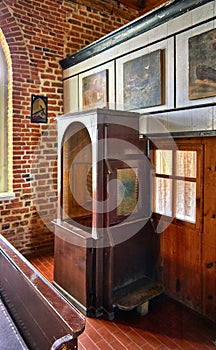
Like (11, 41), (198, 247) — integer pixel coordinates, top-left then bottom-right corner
(0, 30), (14, 200)
(152, 140), (202, 231)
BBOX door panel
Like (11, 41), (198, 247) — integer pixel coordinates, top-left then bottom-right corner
(160, 137), (216, 322)
(161, 224), (202, 312)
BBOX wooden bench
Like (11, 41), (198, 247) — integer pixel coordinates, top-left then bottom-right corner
(0, 234), (85, 350)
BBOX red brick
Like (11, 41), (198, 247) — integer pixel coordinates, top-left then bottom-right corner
(0, 0), (133, 255)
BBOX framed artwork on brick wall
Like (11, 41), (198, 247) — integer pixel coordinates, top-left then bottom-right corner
(31, 95), (48, 123)
(176, 20), (216, 108)
(79, 61), (115, 111)
(116, 38), (174, 113)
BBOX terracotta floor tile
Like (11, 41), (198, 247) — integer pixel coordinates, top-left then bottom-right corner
(141, 343), (154, 349)
(96, 339), (115, 350)
(127, 342), (143, 350)
(98, 326), (119, 344)
(79, 333), (100, 349)
(28, 253), (216, 350)
(85, 324), (104, 344)
(127, 329), (148, 347)
(111, 330), (134, 347)
(138, 330), (162, 349)
(155, 334), (180, 349)
(109, 339), (128, 350)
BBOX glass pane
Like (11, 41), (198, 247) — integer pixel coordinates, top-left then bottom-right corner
(155, 177), (172, 216)
(176, 180), (196, 223)
(156, 150), (172, 175)
(176, 151), (197, 178)
(62, 123), (92, 227)
(0, 45), (8, 192)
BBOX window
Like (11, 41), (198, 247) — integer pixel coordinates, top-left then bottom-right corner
(0, 45), (8, 192)
(154, 145), (201, 226)
(0, 29), (13, 199)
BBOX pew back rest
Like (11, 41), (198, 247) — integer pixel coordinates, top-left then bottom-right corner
(0, 234), (85, 350)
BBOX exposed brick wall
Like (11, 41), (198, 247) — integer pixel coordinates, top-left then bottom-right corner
(0, 0), (136, 255)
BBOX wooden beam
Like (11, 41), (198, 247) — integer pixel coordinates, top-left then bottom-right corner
(139, 0), (169, 15)
(66, 0), (138, 21)
(117, 0), (141, 10)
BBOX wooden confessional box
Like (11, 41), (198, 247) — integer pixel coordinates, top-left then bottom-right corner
(53, 108), (162, 319)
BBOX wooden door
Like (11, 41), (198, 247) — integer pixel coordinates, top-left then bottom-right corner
(158, 137), (216, 321)
(156, 139), (202, 313)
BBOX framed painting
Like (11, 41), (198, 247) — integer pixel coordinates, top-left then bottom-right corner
(123, 49), (165, 110)
(82, 69), (108, 110)
(189, 28), (216, 100)
(117, 167), (138, 217)
(31, 95), (48, 123)
(107, 157), (151, 225)
(116, 38), (174, 113)
(79, 61), (115, 111)
(176, 21), (216, 107)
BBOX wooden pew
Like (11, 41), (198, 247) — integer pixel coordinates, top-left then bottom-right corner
(0, 234), (85, 350)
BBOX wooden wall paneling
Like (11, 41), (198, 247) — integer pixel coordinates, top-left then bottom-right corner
(202, 242), (216, 320)
(202, 137), (216, 321)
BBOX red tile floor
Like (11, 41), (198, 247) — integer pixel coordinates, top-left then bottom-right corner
(29, 253), (216, 350)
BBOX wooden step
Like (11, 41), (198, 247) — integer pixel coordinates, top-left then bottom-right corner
(113, 277), (163, 311)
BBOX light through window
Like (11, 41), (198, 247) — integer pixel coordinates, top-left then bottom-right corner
(0, 44), (8, 192)
(154, 149), (197, 224)
(0, 29), (13, 199)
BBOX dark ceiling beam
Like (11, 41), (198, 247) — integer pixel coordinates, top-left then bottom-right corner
(117, 0), (141, 10)
(117, 0), (169, 13)
(65, 0), (138, 20)
(139, 0), (169, 15)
